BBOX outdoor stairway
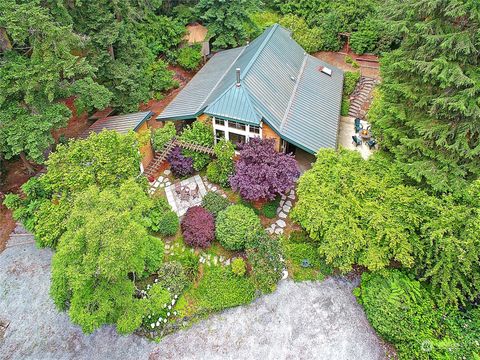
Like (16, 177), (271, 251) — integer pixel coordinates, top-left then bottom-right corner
(6, 223), (35, 248)
(348, 76), (378, 118)
(143, 138), (215, 178)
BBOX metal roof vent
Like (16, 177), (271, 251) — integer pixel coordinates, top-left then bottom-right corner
(290, 76), (296, 81)
(319, 66), (332, 76)
(236, 68), (241, 87)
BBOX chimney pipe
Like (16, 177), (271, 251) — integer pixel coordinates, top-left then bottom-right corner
(236, 68), (241, 87)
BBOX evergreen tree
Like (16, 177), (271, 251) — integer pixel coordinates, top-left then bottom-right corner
(196, 0), (258, 48)
(369, 0), (480, 194)
(0, 1), (112, 171)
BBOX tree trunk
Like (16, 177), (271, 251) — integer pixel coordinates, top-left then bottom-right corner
(19, 152), (35, 175)
(0, 27), (12, 52)
(108, 44), (115, 60)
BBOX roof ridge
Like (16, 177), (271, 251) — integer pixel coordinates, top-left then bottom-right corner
(240, 23), (279, 80)
(196, 46), (248, 113)
(279, 54), (309, 132)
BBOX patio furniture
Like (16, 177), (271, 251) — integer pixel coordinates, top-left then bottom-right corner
(354, 118), (363, 133)
(190, 184), (199, 199)
(358, 128), (372, 141)
(352, 135), (362, 147)
(175, 183), (182, 194)
(367, 139), (377, 149)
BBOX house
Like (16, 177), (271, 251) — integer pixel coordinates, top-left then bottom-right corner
(80, 111), (155, 172)
(157, 24), (344, 156)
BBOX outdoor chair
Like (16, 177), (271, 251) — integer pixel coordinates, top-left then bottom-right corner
(354, 118), (363, 133)
(352, 135), (362, 147)
(367, 139), (377, 149)
(190, 185), (199, 199)
(175, 183), (182, 195)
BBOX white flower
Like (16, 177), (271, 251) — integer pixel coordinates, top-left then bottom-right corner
(163, 319), (167, 323)
(168, 305), (171, 310)
(167, 312), (170, 316)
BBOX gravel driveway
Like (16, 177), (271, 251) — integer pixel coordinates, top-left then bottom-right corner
(0, 226), (387, 360)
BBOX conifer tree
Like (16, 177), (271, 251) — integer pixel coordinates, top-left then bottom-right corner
(369, 0), (480, 194)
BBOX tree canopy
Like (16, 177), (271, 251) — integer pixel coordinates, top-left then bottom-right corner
(369, 0), (480, 194)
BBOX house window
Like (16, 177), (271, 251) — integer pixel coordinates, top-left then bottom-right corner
(215, 129), (225, 143)
(249, 125), (260, 134)
(228, 121), (246, 131)
(229, 133), (246, 149)
(215, 118), (225, 126)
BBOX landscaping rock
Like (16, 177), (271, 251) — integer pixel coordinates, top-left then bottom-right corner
(278, 212), (287, 219)
(284, 200), (292, 207)
(276, 219), (286, 228)
(274, 228), (284, 235)
(282, 205), (291, 213)
(163, 169), (171, 176)
(158, 176), (164, 182)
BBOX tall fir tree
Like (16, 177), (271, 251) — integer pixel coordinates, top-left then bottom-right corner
(369, 0), (480, 194)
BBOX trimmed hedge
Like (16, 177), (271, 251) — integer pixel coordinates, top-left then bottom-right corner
(181, 206), (215, 248)
(215, 204), (262, 251)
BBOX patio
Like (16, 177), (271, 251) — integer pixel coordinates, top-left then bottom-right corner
(164, 175), (208, 216)
(338, 116), (375, 159)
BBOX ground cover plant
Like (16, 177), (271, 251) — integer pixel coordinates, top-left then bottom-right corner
(201, 191), (230, 217)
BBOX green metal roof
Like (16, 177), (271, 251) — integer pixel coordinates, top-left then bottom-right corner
(158, 24), (344, 154)
(204, 84), (260, 125)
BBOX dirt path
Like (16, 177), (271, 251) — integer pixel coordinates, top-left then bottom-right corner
(314, 51), (380, 79)
(0, 226), (390, 360)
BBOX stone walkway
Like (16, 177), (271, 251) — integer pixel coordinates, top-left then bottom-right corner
(148, 169), (172, 195)
(266, 189), (296, 235)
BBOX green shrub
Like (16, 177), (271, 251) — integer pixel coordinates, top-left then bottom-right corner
(357, 270), (480, 359)
(260, 196), (280, 218)
(356, 270), (440, 358)
(246, 232), (284, 293)
(166, 244), (199, 281)
(156, 261), (190, 296)
(201, 191), (230, 217)
(279, 14), (323, 53)
(176, 44), (202, 71)
(143, 236), (165, 277)
(152, 122), (176, 151)
(216, 204), (263, 251)
(246, 11), (281, 38)
(345, 55), (360, 68)
(147, 59), (178, 99)
(179, 121), (214, 171)
(341, 97), (350, 116)
(343, 71), (361, 96)
(206, 140), (235, 186)
(190, 266), (256, 311)
(145, 197), (179, 236)
(231, 258), (246, 277)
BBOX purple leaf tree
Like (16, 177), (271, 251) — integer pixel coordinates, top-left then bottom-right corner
(167, 146), (194, 177)
(229, 138), (300, 201)
(181, 206), (215, 248)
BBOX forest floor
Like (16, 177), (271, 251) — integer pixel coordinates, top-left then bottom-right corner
(0, 226), (392, 360)
(314, 50), (380, 79)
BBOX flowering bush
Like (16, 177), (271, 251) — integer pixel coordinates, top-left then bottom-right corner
(229, 138), (300, 201)
(181, 206), (215, 248)
(167, 146), (193, 177)
(215, 204), (262, 251)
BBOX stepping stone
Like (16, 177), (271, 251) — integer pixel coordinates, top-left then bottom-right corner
(266, 227), (274, 235)
(283, 205), (291, 213)
(159, 183), (165, 188)
(274, 228), (284, 235)
(284, 200), (292, 207)
(221, 194), (227, 198)
(163, 170), (171, 176)
(282, 269), (289, 280)
(276, 219), (286, 228)
(158, 176), (164, 182)
(211, 186), (217, 192)
(288, 194), (296, 200)
(213, 257), (218, 265)
(281, 194), (287, 200)
(165, 244), (170, 250)
(224, 259), (231, 266)
(278, 212), (287, 219)
(165, 181), (171, 186)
